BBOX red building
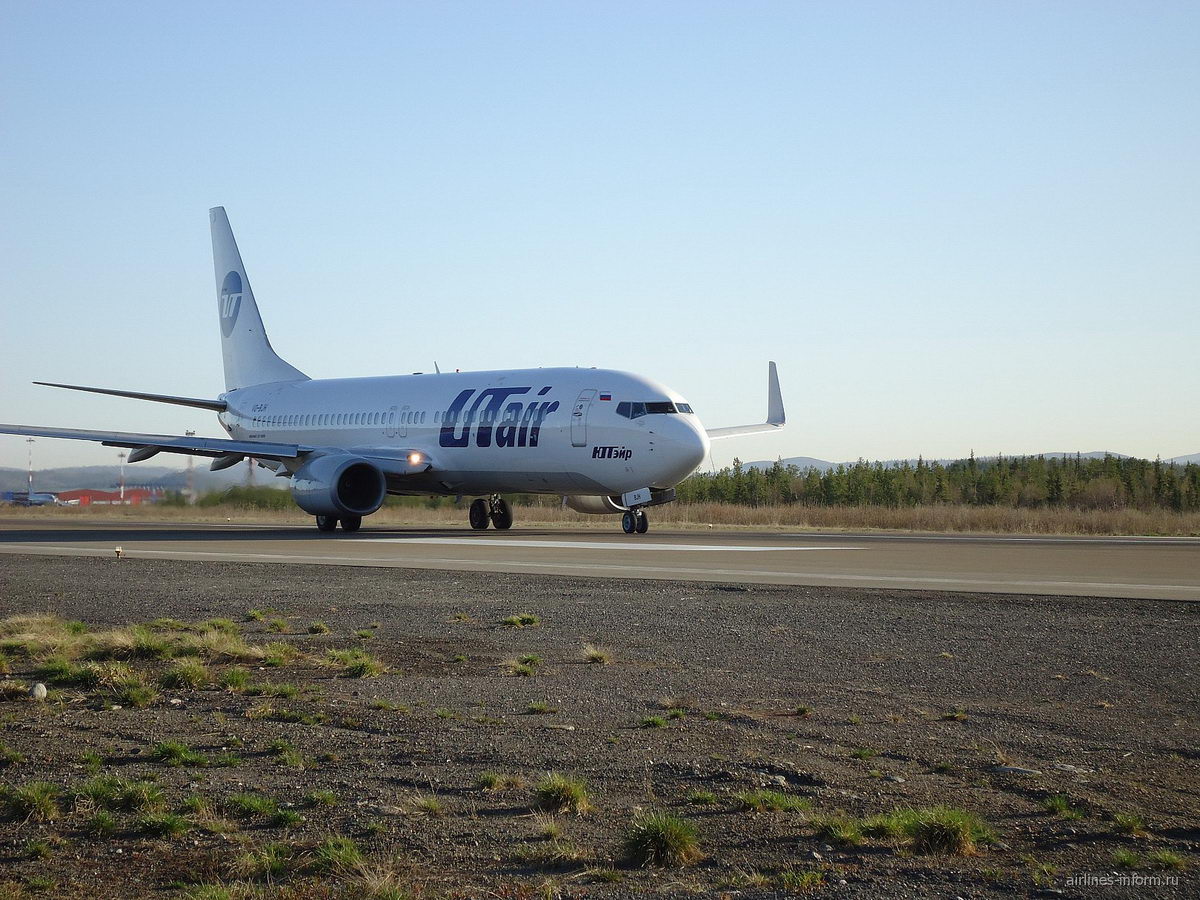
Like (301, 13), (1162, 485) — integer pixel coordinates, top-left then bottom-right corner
(57, 488), (162, 506)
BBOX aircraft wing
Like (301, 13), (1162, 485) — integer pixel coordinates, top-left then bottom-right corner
(0, 423), (306, 462)
(705, 361), (786, 440)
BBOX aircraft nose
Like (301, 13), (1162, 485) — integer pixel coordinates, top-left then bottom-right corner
(661, 416), (708, 482)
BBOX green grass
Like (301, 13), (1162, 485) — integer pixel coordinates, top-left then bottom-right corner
(246, 681), (299, 698)
(812, 815), (864, 846)
(640, 715), (668, 728)
(304, 790), (337, 807)
(83, 808), (116, 837)
(526, 701), (556, 715)
(1, 781), (61, 820)
(308, 621), (331, 634)
(355, 629), (375, 640)
(271, 808), (303, 827)
(507, 661), (535, 677)
(410, 794), (446, 816)
(581, 643), (611, 664)
(245, 608), (267, 622)
(686, 790), (717, 805)
(940, 708), (969, 722)
(160, 659), (209, 689)
(776, 869), (826, 891)
(228, 791), (279, 818)
(24, 837), (55, 860)
(1042, 794), (1083, 820)
(219, 667), (250, 691)
(477, 771), (524, 791)
(139, 811), (191, 837)
(266, 618), (289, 633)
(0, 742), (26, 767)
(1148, 849), (1185, 870)
(623, 811), (702, 867)
(232, 841), (296, 880)
(203, 618), (240, 634)
(77, 775), (164, 811)
(735, 789), (811, 813)
(501, 613), (541, 628)
(850, 747), (880, 760)
(535, 772), (590, 814)
(152, 740), (209, 767)
(1112, 812), (1148, 836)
(112, 673), (158, 707)
(310, 836), (363, 873)
(1112, 848), (1140, 869)
(865, 806), (996, 855)
(518, 653), (542, 666)
(794, 705), (813, 718)
(326, 648), (385, 677)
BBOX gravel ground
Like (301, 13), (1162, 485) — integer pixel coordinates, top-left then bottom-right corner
(0, 554), (1196, 899)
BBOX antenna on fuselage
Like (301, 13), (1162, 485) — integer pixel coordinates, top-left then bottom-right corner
(434, 361), (441, 374)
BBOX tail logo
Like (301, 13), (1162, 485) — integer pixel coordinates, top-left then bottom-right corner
(219, 271), (243, 337)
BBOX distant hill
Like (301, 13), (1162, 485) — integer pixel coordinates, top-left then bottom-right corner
(0, 463), (279, 494)
(745, 451), (1195, 472)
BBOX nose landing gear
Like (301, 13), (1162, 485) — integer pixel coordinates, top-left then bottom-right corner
(621, 508), (649, 534)
(469, 495), (513, 530)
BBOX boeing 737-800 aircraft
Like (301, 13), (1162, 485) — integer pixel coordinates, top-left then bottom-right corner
(1, 209), (784, 534)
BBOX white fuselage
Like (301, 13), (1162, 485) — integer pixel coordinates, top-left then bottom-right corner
(216, 367), (709, 498)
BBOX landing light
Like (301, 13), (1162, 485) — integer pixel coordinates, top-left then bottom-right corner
(408, 453), (422, 465)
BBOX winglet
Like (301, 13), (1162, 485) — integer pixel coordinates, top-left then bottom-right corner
(704, 361), (787, 440)
(767, 360), (784, 426)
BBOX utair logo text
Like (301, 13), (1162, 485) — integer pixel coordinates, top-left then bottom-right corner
(592, 445), (632, 460)
(439, 387), (560, 449)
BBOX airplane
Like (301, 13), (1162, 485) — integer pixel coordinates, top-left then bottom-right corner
(0, 208), (785, 535)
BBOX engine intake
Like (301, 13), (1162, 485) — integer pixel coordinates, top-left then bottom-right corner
(290, 454), (387, 518)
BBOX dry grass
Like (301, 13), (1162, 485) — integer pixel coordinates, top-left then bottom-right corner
(10, 500), (1200, 535)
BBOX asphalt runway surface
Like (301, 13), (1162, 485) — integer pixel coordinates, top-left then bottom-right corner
(2, 518), (1197, 600)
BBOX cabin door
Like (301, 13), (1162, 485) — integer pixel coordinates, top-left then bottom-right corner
(571, 390), (596, 447)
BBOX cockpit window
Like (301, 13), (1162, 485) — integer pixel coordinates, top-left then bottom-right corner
(617, 400), (693, 417)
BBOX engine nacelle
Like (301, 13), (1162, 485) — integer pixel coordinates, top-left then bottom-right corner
(564, 495), (627, 515)
(290, 454), (387, 518)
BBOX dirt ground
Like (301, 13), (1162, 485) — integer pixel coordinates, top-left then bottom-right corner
(0, 554), (1196, 898)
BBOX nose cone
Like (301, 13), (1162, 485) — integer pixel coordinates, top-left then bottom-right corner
(656, 416), (709, 486)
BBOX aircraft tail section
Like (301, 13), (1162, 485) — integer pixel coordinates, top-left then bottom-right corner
(210, 207), (308, 391)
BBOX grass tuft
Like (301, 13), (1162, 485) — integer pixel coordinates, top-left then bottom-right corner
(1041, 795), (1083, 820)
(1112, 812), (1148, 837)
(735, 789), (811, 813)
(623, 811), (702, 867)
(310, 835), (363, 873)
(534, 772), (590, 815)
(501, 613), (541, 628)
(327, 648), (386, 677)
(477, 771), (524, 791)
(1, 781), (60, 820)
(581, 643), (611, 664)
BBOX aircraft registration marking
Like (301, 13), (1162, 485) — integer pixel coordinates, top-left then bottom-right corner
(370, 538), (862, 552)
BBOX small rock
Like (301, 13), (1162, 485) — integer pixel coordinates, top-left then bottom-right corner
(30, 682), (47, 701)
(771, 775), (789, 787)
(809, 851), (823, 860)
(883, 775), (906, 783)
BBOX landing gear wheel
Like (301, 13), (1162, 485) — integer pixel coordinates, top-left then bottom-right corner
(635, 509), (649, 534)
(621, 511), (636, 534)
(469, 498), (491, 530)
(490, 496), (513, 530)
(315, 515), (338, 533)
(340, 515), (362, 533)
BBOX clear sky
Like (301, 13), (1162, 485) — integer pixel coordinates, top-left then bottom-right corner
(2, 1), (1197, 472)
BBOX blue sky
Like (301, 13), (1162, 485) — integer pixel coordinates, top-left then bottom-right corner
(2, 1), (1197, 471)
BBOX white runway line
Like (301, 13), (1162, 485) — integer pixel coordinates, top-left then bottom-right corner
(369, 538), (863, 552)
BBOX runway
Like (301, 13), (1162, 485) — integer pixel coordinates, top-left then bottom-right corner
(2, 518), (1197, 600)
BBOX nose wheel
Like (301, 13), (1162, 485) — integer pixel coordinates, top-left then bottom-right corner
(621, 509), (649, 534)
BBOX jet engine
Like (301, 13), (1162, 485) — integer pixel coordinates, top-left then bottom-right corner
(290, 454), (387, 518)
(563, 495), (627, 515)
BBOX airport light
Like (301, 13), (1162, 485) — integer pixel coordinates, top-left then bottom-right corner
(118, 451), (127, 502)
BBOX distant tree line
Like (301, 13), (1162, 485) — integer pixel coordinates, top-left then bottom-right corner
(676, 455), (1200, 512)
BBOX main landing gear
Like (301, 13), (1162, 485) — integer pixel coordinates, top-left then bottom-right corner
(621, 508), (649, 534)
(469, 495), (513, 530)
(315, 515), (362, 533)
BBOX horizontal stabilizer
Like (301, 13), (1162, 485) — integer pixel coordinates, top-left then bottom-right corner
(34, 382), (227, 412)
(0, 422), (304, 461)
(705, 361), (786, 440)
